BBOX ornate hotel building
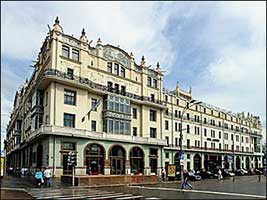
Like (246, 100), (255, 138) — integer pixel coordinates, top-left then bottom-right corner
(4, 18), (264, 177)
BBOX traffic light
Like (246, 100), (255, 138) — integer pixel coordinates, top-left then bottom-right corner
(67, 151), (77, 166)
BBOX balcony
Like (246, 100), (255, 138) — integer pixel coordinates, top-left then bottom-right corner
(31, 105), (43, 116)
(43, 69), (166, 107)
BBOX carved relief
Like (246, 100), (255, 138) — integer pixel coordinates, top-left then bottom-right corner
(103, 47), (130, 68)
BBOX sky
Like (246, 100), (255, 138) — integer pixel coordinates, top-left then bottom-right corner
(1, 1), (266, 150)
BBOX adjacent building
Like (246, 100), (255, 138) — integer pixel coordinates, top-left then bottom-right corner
(4, 18), (264, 177)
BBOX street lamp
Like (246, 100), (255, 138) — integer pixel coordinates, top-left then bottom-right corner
(179, 99), (202, 186)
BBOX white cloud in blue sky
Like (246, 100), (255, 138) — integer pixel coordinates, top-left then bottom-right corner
(1, 1), (266, 145)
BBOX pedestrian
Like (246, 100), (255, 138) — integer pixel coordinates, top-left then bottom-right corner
(161, 167), (166, 182)
(180, 169), (193, 189)
(43, 167), (51, 187)
(218, 168), (223, 181)
(35, 168), (43, 188)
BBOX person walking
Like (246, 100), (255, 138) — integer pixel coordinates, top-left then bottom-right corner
(43, 167), (51, 187)
(161, 167), (166, 182)
(218, 168), (223, 181)
(180, 169), (193, 189)
(35, 168), (43, 188)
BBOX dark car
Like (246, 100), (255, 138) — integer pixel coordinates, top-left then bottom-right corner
(255, 169), (263, 175)
(235, 169), (244, 176)
(197, 170), (217, 179)
(188, 172), (202, 181)
(248, 169), (255, 175)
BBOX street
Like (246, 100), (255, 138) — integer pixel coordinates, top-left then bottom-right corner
(1, 175), (266, 199)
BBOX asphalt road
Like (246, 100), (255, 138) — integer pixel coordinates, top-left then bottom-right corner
(102, 175), (267, 199)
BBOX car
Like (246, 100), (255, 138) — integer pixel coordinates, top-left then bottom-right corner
(197, 170), (217, 179)
(235, 169), (244, 176)
(255, 169), (263, 175)
(188, 171), (202, 181)
(248, 169), (255, 175)
(241, 169), (248, 175)
(222, 169), (235, 177)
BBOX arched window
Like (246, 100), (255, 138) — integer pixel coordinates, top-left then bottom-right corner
(84, 144), (105, 175)
(130, 147), (144, 174)
(109, 145), (126, 175)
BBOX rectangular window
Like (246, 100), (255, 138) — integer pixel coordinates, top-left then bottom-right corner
(64, 89), (76, 105)
(150, 94), (155, 102)
(204, 128), (207, 136)
(91, 120), (96, 132)
(178, 111), (181, 118)
(224, 133), (228, 140)
(187, 139), (190, 148)
(114, 84), (119, 94)
(132, 108), (137, 119)
(153, 79), (157, 88)
(175, 138), (178, 146)
(147, 77), (152, 86)
(120, 67), (125, 78)
(63, 113), (75, 128)
(236, 135), (239, 142)
(186, 124), (190, 133)
(219, 131), (221, 139)
(165, 152), (169, 159)
(114, 63), (119, 75)
(175, 122), (178, 132)
(165, 95), (168, 102)
(67, 68), (73, 78)
(121, 86), (126, 96)
(150, 110), (156, 122)
(150, 128), (156, 138)
(176, 99), (179, 105)
(91, 98), (98, 111)
(186, 113), (190, 120)
(107, 62), (112, 73)
(179, 123), (182, 131)
(107, 81), (113, 91)
(241, 136), (244, 143)
(133, 127), (137, 136)
(115, 121), (119, 134)
(72, 49), (79, 61)
(204, 118), (207, 124)
(204, 142), (207, 149)
(166, 136), (169, 146)
(108, 119), (113, 133)
(62, 45), (69, 58)
(45, 92), (48, 106)
(165, 120), (169, 130)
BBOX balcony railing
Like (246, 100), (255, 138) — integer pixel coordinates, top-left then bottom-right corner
(44, 69), (165, 106)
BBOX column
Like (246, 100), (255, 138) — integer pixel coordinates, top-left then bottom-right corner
(201, 153), (205, 170)
(104, 159), (110, 175)
(125, 160), (131, 175)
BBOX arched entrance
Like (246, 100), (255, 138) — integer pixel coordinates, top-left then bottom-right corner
(36, 144), (43, 168)
(236, 156), (241, 169)
(254, 157), (258, 169)
(245, 157), (250, 169)
(84, 143), (105, 175)
(174, 153), (181, 173)
(109, 145), (126, 175)
(129, 147), (144, 174)
(224, 156), (229, 169)
(193, 154), (201, 171)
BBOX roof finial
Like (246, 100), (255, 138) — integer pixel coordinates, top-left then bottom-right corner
(156, 62), (160, 69)
(97, 37), (102, 44)
(140, 55), (146, 66)
(55, 16), (60, 24)
(189, 86), (192, 94)
(82, 28), (86, 36)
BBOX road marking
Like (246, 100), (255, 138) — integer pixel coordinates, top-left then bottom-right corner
(128, 186), (266, 199)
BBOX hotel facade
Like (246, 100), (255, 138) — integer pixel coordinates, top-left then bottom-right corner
(4, 18), (264, 177)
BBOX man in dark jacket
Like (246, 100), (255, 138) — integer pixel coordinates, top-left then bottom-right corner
(180, 169), (193, 189)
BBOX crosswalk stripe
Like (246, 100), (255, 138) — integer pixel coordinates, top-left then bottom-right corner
(115, 195), (143, 199)
(88, 194), (134, 200)
(55, 192), (123, 200)
(35, 191), (119, 199)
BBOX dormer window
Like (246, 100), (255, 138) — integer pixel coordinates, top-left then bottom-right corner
(121, 67), (125, 78)
(72, 49), (79, 61)
(62, 45), (69, 58)
(107, 62), (112, 73)
(114, 63), (119, 75)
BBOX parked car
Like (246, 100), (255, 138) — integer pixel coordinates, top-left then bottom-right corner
(197, 170), (217, 179)
(235, 169), (245, 176)
(255, 169), (263, 175)
(248, 169), (255, 175)
(222, 169), (235, 177)
(241, 169), (248, 175)
(188, 171), (202, 181)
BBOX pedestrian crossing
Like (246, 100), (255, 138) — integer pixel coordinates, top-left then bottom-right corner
(27, 188), (159, 199)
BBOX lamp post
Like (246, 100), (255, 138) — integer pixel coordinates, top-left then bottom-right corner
(179, 99), (202, 185)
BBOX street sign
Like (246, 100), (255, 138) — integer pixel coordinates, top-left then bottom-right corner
(180, 154), (184, 161)
(227, 155), (233, 162)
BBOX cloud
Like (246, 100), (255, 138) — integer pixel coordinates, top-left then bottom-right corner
(1, 1), (266, 146)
